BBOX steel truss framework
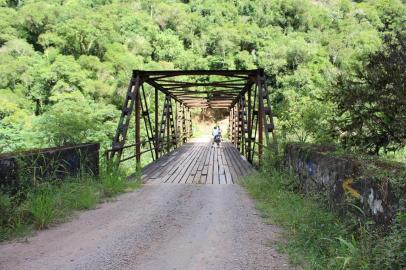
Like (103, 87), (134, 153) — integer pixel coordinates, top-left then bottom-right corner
(106, 69), (277, 167)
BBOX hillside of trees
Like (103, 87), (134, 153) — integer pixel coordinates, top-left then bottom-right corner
(0, 0), (405, 160)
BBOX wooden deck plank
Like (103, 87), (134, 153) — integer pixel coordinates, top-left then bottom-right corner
(187, 146), (205, 183)
(193, 145), (209, 184)
(159, 147), (193, 181)
(221, 148), (233, 184)
(160, 144), (199, 183)
(142, 148), (182, 176)
(177, 144), (207, 184)
(229, 144), (253, 181)
(142, 140), (253, 185)
(207, 145), (214, 184)
(222, 145), (239, 184)
(170, 144), (203, 183)
(229, 146), (252, 175)
(217, 147), (227, 184)
(150, 145), (192, 179)
(223, 143), (244, 177)
(213, 147), (220, 184)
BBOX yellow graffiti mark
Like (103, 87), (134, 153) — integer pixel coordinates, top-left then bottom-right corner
(342, 178), (361, 199)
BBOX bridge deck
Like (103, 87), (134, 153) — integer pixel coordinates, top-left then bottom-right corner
(142, 139), (253, 184)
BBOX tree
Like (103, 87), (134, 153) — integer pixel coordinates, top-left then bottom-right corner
(35, 97), (119, 147)
(0, 7), (18, 44)
(331, 3), (406, 154)
(152, 30), (185, 62)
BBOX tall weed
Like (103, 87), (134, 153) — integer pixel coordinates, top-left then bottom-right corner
(0, 165), (140, 241)
(99, 167), (138, 197)
(26, 187), (59, 229)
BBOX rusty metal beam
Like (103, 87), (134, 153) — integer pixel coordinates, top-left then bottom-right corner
(135, 80), (141, 167)
(154, 87), (159, 158)
(138, 69), (259, 77)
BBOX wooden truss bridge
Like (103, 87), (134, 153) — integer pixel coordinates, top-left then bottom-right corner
(106, 69), (277, 183)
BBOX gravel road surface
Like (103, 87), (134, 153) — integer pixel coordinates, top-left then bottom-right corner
(0, 184), (295, 270)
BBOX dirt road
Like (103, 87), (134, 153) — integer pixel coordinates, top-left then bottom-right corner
(0, 184), (294, 270)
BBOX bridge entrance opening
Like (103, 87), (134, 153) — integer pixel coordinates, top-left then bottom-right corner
(106, 69), (277, 171)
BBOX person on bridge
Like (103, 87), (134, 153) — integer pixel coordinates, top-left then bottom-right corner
(212, 125), (221, 146)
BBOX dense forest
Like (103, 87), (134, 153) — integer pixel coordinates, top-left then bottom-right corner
(0, 0), (405, 160)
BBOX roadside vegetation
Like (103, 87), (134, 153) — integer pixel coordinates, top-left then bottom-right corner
(243, 157), (405, 270)
(0, 166), (140, 242)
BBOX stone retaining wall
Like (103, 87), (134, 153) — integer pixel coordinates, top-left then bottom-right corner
(284, 143), (405, 225)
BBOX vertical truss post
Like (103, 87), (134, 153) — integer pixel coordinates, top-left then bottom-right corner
(165, 96), (170, 153)
(154, 87), (159, 159)
(157, 96), (168, 156)
(240, 95), (246, 155)
(185, 105), (189, 140)
(174, 100), (179, 146)
(234, 104), (238, 146)
(259, 70), (277, 153)
(140, 85), (156, 161)
(230, 107), (234, 143)
(135, 81), (141, 167)
(182, 105), (187, 143)
(109, 71), (141, 165)
(168, 98), (177, 149)
(252, 83), (259, 163)
(257, 72), (264, 165)
(247, 87), (253, 163)
(235, 103), (240, 149)
(188, 108), (193, 138)
(247, 68), (278, 167)
(231, 106), (235, 145)
(229, 109), (232, 142)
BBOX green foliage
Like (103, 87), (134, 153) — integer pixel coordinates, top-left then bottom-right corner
(244, 170), (348, 268)
(26, 187), (59, 229)
(58, 181), (99, 211)
(370, 218), (406, 270)
(331, 1), (406, 154)
(243, 169), (406, 269)
(35, 97), (117, 147)
(0, 165), (140, 241)
(0, 192), (13, 226)
(99, 166), (132, 197)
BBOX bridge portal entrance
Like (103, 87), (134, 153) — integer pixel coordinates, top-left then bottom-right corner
(106, 69), (277, 169)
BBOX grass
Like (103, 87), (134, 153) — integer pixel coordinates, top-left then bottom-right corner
(242, 169), (406, 270)
(27, 188), (58, 229)
(0, 166), (141, 241)
(382, 147), (406, 164)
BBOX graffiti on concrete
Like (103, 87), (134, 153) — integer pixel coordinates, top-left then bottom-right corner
(342, 178), (384, 215)
(284, 143), (400, 225)
(305, 160), (314, 176)
(342, 178), (361, 199)
(367, 189), (384, 215)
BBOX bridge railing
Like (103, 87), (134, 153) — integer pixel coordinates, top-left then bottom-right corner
(105, 138), (186, 165)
